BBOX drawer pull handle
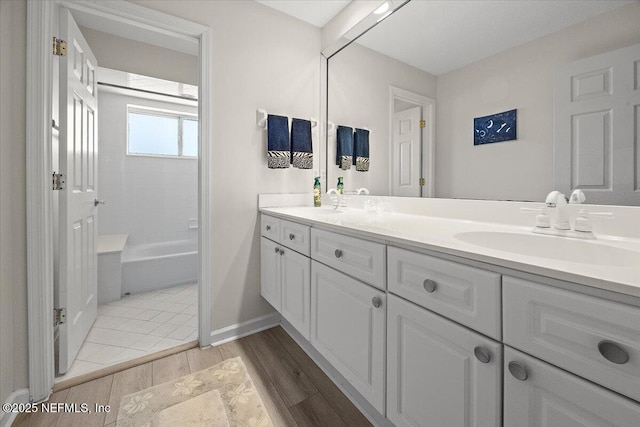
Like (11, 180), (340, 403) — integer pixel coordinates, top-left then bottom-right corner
(289, 233), (295, 240)
(423, 279), (437, 293)
(508, 362), (528, 381)
(266, 225), (271, 231)
(372, 296), (382, 308)
(335, 249), (343, 258)
(598, 340), (630, 365)
(274, 247), (279, 253)
(279, 249), (284, 256)
(474, 346), (491, 364)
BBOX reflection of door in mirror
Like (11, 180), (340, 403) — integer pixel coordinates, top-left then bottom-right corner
(392, 105), (421, 197)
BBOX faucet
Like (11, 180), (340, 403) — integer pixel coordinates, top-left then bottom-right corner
(327, 188), (346, 210)
(356, 187), (370, 195)
(545, 191), (570, 230)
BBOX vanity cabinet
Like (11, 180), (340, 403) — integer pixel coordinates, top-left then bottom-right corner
(387, 294), (502, 427)
(504, 346), (640, 426)
(261, 216), (311, 339)
(310, 260), (386, 413)
(503, 276), (640, 402)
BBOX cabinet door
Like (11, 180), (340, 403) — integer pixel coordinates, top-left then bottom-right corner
(260, 237), (281, 311)
(504, 347), (640, 426)
(281, 248), (311, 339)
(387, 294), (502, 427)
(310, 261), (386, 413)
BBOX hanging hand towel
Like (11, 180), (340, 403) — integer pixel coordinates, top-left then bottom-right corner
(267, 114), (290, 168)
(291, 118), (313, 169)
(336, 125), (353, 170)
(353, 128), (370, 171)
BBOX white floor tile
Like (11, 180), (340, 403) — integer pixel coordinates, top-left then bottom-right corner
(129, 334), (164, 351)
(111, 348), (148, 364)
(135, 309), (162, 321)
(132, 321), (163, 335)
(64, 360), (104, 378)
(76, 342), (107, 362)
(112, 318), (145, 332)
(166, 313), (192, 326)
(148, 323), (179, 338)
(150, 337), (187, 352)
(149, 311), (176, 323)
(166, 325), (196, 340)
(84, 345), (127, 364)
(181, 305), (198, 315)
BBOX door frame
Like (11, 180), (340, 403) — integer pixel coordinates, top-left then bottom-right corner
(388, 86), (435, 197)
(26, 0), (213, 402)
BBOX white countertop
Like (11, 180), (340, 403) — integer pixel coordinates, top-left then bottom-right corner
(98, 234), (128, 255)
(260, 206), (640, 298)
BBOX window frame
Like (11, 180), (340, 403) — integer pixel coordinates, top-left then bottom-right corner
(126, 104), (198, 159)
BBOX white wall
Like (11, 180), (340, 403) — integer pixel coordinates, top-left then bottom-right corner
(435, 2), (640, 201)
(97, 91), (198, 246)
(80, 27), (198, 86)
(328, 42), (437, 195)
(0, 0), (28, 405)
(132, 0), (321, 331)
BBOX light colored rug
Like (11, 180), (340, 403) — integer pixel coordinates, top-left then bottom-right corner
(116, 357), (274, 427)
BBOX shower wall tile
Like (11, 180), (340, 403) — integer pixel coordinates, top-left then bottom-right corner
(97, 91), (198, 245)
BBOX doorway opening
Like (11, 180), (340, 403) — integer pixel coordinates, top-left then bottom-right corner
(389, 86), (435, 198)
(26, 0), (212, 402)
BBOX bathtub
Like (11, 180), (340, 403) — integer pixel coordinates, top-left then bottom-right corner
(122, 240), (197, 295)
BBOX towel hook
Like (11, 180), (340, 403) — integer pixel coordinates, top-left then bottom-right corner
(256, 108), (268, 129)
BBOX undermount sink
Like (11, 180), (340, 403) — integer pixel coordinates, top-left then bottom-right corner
(454, 231), (640, 267)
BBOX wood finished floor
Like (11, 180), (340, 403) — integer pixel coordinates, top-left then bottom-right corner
(14, 326), (372, 427)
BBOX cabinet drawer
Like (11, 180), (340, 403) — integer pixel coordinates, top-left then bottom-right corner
(503, 276), (640, 402)
(261, 215), (280, 241)
(504, 347), (640, 426)
(311, 261), (385, 413)
(310, 228), (386, 290)
(388, 247), (502, 339)
(387, 294), (502, 427)
(280, 219), (310, 256)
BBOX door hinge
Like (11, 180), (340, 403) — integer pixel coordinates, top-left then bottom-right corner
(52, 172), (65, 190)
(52, 37), (67, 56)
(54, 308), (66, 326)
(419, 120), (426, 128)
(419, 178), (425, 186)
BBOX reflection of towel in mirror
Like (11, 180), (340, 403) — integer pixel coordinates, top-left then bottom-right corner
(336, 125), (353, 170)
(353, 128), (370, 172)
(267, 114), (290, 168)
(291, 118), (313, 169)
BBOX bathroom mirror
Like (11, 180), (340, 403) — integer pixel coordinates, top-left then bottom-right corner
(325, 0), (640, 205)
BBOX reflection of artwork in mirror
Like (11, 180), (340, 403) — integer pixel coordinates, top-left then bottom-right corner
(474, 109), (517, 145)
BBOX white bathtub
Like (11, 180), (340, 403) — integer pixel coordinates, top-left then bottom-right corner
(122, 240), (197, 295)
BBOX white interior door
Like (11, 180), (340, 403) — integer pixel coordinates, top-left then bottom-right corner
(57, 8), (99, 374)
(392, 106), (422, 197)
(554, 43), (640, 205)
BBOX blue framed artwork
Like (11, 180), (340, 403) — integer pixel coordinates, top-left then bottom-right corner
(474, 109), (517, 145)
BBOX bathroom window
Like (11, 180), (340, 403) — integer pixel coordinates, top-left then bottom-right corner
(127, 106), (198, 158)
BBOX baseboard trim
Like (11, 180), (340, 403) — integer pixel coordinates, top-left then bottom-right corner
(280, 320), (393, 427)
(210, 312), (281, 347)
(1, 389), (30, 427)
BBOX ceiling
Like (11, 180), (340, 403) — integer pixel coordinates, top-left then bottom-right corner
(355, 0), (633, 75)
(255, 0), (351, 27)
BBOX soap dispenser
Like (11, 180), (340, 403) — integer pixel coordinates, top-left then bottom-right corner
(337, 177), (344, 195)
(313, 177), (321, 207)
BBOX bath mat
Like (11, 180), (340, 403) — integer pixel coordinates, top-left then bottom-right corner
(116, 357), (274, 427)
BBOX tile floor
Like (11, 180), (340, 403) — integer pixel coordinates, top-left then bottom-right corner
(58, 283), (198, 381)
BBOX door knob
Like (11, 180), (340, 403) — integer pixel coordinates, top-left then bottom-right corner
(474, 346), (491, 364)
(372, 296), (382, 308)
(423, 279), (437, 293)
(598, 340), (630, 364)
(266, 225), (271, 231)
(334, 249), (343, 258)
(289, 233), (295, 240)
(279, 249), (285, 256)
(508, 361), (528, 381)
(274, 247), (280, 253)
(94, 198), (106, 207)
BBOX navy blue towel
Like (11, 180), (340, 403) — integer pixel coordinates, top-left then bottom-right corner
(291, 118), (313, 169)
(353, 128), (370, 172)
(336, 125), (353, 170)
(267, 114), (290, 168)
